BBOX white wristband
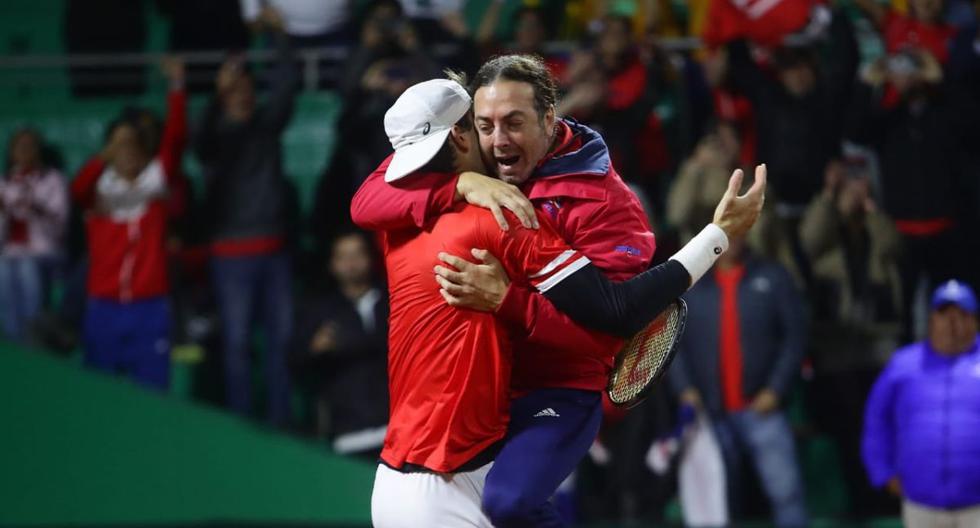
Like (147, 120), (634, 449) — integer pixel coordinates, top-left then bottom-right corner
(669, 224), (729, 289)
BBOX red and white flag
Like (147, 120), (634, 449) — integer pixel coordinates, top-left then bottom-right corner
(703, 0), (822, 46)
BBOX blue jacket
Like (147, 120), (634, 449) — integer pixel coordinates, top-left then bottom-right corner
(667, 256), (806, 416)
(862, 336), (980, 509)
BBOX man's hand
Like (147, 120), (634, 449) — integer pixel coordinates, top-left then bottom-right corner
(822, 160), (844, 199)
(712, 164), (767, 240)
(456, 172), (538, 231)
(310, 323), (338, 355)
(160, 55), (186, 89)
(440, 11), (469, 39)
(434, 249), (510, 311)
(259, 5), (286, 33)
(886, 477), (903, 497)
(750, 388), (780, 414)
(216, 55), (245, 96)
(680, 388), (703, 410)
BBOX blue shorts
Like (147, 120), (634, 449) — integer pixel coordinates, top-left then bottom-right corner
(482, 388), (603, 527)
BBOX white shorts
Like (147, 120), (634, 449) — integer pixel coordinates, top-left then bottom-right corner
(903, 500), (980, 528)
(371, 463), (494, 528)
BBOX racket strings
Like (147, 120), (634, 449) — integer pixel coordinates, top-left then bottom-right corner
(608, 307), (682, 404)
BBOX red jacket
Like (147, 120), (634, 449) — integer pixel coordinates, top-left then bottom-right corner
(351, 120), (655, 392)
(71, 90), (187, 302)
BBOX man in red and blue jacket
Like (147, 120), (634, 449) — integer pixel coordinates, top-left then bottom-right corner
(70, 60), (187, 390)
(352, 55), (658, 527)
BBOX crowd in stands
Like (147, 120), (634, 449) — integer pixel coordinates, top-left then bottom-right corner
(2, 0), (980, 525)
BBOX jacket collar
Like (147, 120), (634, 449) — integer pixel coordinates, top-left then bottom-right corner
(696, 254), (764, 292)
(525, 119), (611, 202)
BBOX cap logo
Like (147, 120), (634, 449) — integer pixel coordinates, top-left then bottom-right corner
(422, 122), (431, 135)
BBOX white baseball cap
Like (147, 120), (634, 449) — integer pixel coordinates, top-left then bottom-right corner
(383, 78), (472, 182)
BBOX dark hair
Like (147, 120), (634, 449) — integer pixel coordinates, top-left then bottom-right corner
(331, 226), (373, 255)
(471, 54), (558, 122)
(121, 106), (163, 151)
(417, 70), (475, 174)
(4, 127), (63, 173)
(513, 7), (553, 39)
(103, 114), (154, 157)
(326, 226), (380, 283)
(602, 14), (634, 35)
(361, 0), (403, 20)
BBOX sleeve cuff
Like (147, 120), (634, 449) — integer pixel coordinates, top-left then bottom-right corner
(669, 223), (729, 288)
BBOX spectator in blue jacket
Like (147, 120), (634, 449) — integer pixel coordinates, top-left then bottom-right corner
(668, 238), (808, 527)
(862, 279), (980, 527)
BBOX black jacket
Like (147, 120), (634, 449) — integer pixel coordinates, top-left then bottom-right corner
(727, 16), (858, 208)
(292, 288), (389, 437)
(193, 36), (297, 243)
(845, 82), (978, 223)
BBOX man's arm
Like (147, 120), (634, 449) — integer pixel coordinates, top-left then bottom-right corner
(666, 341), (694, 397)
(438, 193), (658, 352)
(70, 157), (107, 211)
(263, 30), (298, 133)
(350, 158), (537, 232)
(725, 40), (771, 103)
(439, 220), (726, 339)
(350, 156), (460, 231)
(541, 259), (692, 338)
(157, 58), (189, 220)
(489, 177), (662, 352)
(439, 168), (765, 338)
(862, 361), (900, 488)
(159, 79), (187, 185)
(440, 167), (765, 346)
(799, 192), (840, 264)
(763, 264), (807, 399)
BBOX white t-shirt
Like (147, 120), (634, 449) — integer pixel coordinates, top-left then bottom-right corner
(240, 0), (350, 36)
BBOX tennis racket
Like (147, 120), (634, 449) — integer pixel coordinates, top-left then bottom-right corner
(606, 298), (687, 408)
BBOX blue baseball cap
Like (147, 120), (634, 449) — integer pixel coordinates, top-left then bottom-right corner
(931, 280), (978, 315)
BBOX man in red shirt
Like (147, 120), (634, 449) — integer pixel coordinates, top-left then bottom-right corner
(354, 55), (765, 527)
(366, 77), (766, 527)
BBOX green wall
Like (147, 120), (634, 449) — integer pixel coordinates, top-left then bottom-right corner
(0, 346), (374, 526)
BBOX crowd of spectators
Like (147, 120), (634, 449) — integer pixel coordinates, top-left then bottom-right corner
(3, 0), (980, 525)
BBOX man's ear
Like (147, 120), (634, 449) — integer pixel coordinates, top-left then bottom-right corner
(450, 125), (470, 153)
(543, 105), (556, 133)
